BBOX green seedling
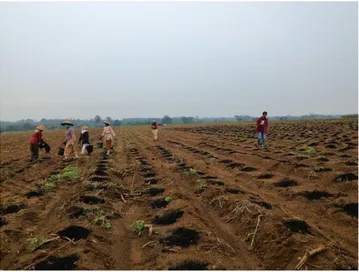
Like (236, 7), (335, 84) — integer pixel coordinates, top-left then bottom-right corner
(41, 182), (56, 191)
(199, 183), (207, 190)
(164, 197), (173, 203)
(94, 215), (112, 230)
(305, 146), (316, 157)
(132, 220), (146, 233)
(108, 167), (116, 173)
(49, 166), (80, 181)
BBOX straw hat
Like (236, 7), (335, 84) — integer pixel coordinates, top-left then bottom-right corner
(61, 120), (74, 126)
(103, 120), (111, 125)
(36, 125), (46, 131)
(82, 125), (89, 130)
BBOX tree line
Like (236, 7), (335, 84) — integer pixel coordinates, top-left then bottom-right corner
(0, 113), (352, 133)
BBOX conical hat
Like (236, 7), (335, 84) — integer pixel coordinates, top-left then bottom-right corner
(36, 125), (46, 131)
(103, 120), (111, 125)
(61, 120), (74, 126)
(82, 125), (89, 130)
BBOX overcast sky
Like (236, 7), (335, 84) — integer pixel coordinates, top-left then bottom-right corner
(0, 2), (357, 121)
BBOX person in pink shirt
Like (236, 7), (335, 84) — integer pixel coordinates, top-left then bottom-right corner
(61, 120), (79, 161)
(99, 120), (116, 155)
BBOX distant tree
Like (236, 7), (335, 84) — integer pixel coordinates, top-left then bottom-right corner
(162, 115), (172, 124)
(113, 119), (121, 127)
(181, 116), (194, 124)
(94, 115), (102, 127)
(234, 115), (242, 121)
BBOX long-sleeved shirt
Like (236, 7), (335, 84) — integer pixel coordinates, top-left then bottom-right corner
(78, 130), (90, 144)
(65, 128), (76, 143)
(30, 131), (43, 145)
(102, 126), (115, 141)
(256, 117), (269, 134)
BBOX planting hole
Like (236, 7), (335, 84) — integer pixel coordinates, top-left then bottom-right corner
(335, 173), (358, 182)
(150, 198), (168, 209)
(345, 161), (357, 166)
(225, 188), (244, 194)
(274, 179), (298, 188)
(25, 191), (44, 198)
(80, 196), (105, 205)
(153, 209), (184, 225)
(35, 254), (80, 270)
(0, 217), (7, 227)
(169, 260), (209, 270)
(219, 159), (232, 164)
(143, 172), (156, 178)
(252, 200), (272, 209)
(207, 180), (224, 186)
(57, 225), (91, 241)
(301, 190), (334, 200)
(203, 176), (218, 180)
(146, 188), (165, 196)
(315, 167), (333, 173)
(257, 174), (274, 179)
(242, 167), (257, 172)
(89, 176), (110, 182)
(160, 228), (200, 248)
(227, 162), (245, 169)
(144, 178), (158, 185)
(94, 170), (107, 176)
(342, 203), (358, 218)
(0, 203), (25, 215)
(283, 219), (311, 235)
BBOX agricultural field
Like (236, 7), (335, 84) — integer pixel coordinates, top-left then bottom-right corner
(0, 119), (358, 270)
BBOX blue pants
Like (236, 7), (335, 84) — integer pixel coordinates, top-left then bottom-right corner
(257, 132), (266, 147)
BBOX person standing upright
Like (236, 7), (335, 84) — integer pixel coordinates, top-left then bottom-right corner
(256, 111), (269, 149)
(151, 120), (158, 141)
(61, 120), (79, 161)
(100, 120), (116, 155)
(78, 125), (91, 155)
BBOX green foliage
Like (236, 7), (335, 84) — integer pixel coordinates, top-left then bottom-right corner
(304, 146), (316, 157)
(184, 168), (197, 175)
(50, 166), (80, 181)
(199, 183), (207, 190)
(41, 182), (56, 191)
(132, 220), (146, 233)
(94, 215), (112, 230)
(164, 197), (173, 203)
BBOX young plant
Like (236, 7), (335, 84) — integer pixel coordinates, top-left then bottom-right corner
(199, 183), (207, 190)
(132, 220), (146, 233)
(305, 146), (316, 157)
(27, 237), (52, 252)
(50, 166), (80, 181)
(41, 182), (56, 191)
(94, 215), (112, 230)
(164, 197), (173, 203)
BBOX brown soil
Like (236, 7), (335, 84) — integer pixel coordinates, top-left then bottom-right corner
(0, 119), (358, 270)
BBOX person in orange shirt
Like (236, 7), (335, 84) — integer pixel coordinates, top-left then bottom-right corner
(99, 120), (116, 155)
(29, 125), (46, 161)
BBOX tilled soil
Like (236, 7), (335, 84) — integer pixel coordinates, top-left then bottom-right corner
(0, 119), (358, 270)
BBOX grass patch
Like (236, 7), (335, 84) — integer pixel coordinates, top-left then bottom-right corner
(49, 166), (80, 181)
(41, 182), (56, 191)
(27, 237), (52, 252)
(184, 168), (198, 175)
(199, 183), (207, 190)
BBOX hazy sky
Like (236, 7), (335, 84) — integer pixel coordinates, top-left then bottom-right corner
(0, 2), (357, 121)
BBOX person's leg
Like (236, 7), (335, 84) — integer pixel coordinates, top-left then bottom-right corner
(257, 133), (262, 146)
(64, 142), (71, 160)
(30, 144), (38, 161)
(106, 140), (111, 155)
(262, 133), (267, 148)
(154, 129), (158, 141)
(152, 130), (156, 141)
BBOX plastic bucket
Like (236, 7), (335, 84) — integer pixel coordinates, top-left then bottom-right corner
(58, 147), (65, 156)
(86, 145), (93, 154)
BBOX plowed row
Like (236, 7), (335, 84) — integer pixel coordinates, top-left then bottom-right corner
(0, 119), (358, 270)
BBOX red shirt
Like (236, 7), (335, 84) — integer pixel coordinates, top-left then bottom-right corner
(151, 122), (158, 130)
(30, 131), (43, 144)
(256, 117), (268, 134)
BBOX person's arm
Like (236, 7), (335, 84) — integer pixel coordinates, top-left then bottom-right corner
(110, 127), (116, 137)
(37, 132), (44, 144)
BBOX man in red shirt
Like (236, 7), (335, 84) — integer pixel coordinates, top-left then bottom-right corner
(29, 125), (46, 161)
(151, 120), (158, 141)
(256, 111), (268, 149)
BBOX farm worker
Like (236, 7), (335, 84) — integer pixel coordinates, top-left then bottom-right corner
(99, 120), (116, 155)
(151, 120), (158, 141)
(256, 111), (269, 149)
(29, 125), (46, 161)
(61, 120), (79, 161)
(78, 125), (90, 155)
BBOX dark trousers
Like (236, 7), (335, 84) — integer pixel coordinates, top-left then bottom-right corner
(30, 144), (39, 161)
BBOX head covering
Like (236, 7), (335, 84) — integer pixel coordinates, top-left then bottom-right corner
(36, 125), (46, 131)
(103, 120), (111, 125)
(61, 120), (74, 126)
(82, 125), (89, 130)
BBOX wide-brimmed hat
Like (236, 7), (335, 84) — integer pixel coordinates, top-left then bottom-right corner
(82, 125), (89, 130)
(61, 120), (74, 126)
(103, 120), (111, 125)
(36, 125), (46, 131)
